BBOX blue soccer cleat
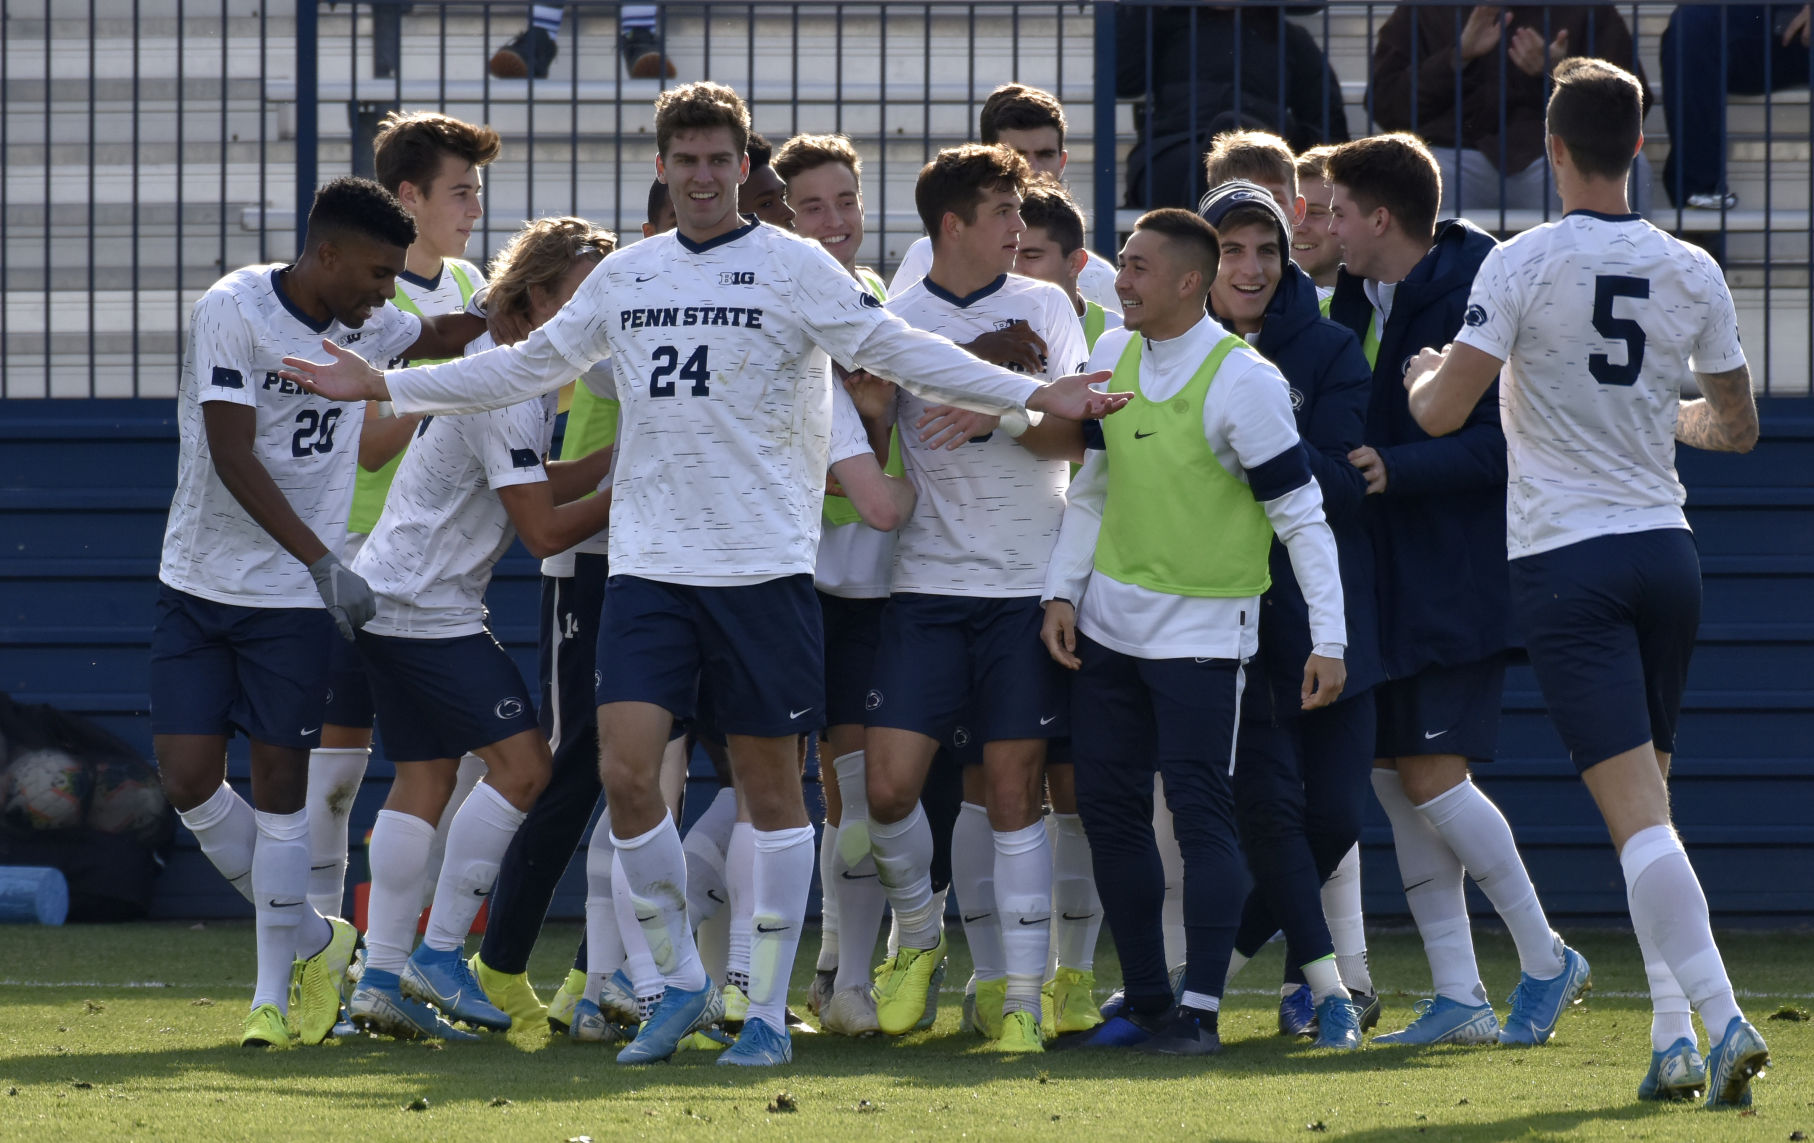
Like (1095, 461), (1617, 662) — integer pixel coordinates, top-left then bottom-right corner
(349, 968), (480, 1042)
(1098, 986), (1128, 1022)
(616, 980), (723, 1064)
(401, 945), (512, 1031)
(1704, 1017), (1770, 1110)
(1134, 1006), (1221, 1057)
(1372, 996), (1500, 1045)
(1638, 1036), (1706, 1102)
(1278, 984), (1316, 1037)
(1051, 1011), (1161, 1051)
(1499, 941), (1591, 1045)
(568, 997), (628, 1044)
(1311, 995), (1362, 1050)
(718, 1016), (793, 1066)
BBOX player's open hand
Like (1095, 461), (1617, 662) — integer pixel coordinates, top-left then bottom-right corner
(1301, 653), (1347, 710)
(1041, 599), (1081, 670)
(961, 320), (1048, 374)
(279, 339), (390, 403)
(918, 405), (1001, 450)
(1029, 370), (1129, 421)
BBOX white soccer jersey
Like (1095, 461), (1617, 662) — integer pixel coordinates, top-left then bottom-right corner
(394, 258), (485, 334)
(1454, 210), (1747, 559)
(159, 265), (421, 607)
(355, 334), (558, 637)
(887, 273), (1086, 597)
(381, 217), (1042, 587)
(891, 234), (1122, 314)
(539, 358), (621, 578)
(815, 383), (899, 598)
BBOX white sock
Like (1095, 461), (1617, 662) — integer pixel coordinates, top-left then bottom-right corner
(1636, 924), (1695, 1052)
(1322, 843), (1372, 993)
(585, 810), (627, 988)
(1371, 769), (1485, 1006)
(1180, 989), (1221, 1013)
(1417, 781), (1563, 979)
(869, 802), (942, 950)
(363, 809), (435, 975)
(951, 803), (1004, 985)
(532, 4), (565, 34)
(1047, 812), (1102, 975)
(614, 816), (707, 991)
(421, 753), (487, 910)
(177, 783), (255, 904)
(251, 810), (327, 1011)
(1153, 777), (1186, 971)
(683, 786), (737, 927)
(611, 849), (664, 1000)
(746, 825), (815, 1033)
(994, 821), (1052, 1020)
(832, 752), (888, 993)
(1303, 954), (1350, 1004)
(421, 781), (524, 953)
(304, 747), (368, 917)
(816, 822), (841, 973)
(1621, 824), (1743, 1044)
(618, 4), (656, 31)
(725, 821), (755, 988)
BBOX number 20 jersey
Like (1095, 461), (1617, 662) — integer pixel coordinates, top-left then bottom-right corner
(159, 266), (421, 607)
(1455, 212), (1746, 559)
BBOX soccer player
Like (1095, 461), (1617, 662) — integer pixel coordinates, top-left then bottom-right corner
(862, 144), (1088, 1054)
(891, 84), (1120, 312)
(1405, 57), (1768, 1107)
(1324, 134), (1589, 1046)
(347, 217), (620, 1041)
(279, 81), (1123, 1068)
(741, 132), (797, 230)
(1200, 129), (1307, 227)
(1199, 180), (1380, 1049)
(1291, 145), (1343, 296)
(308, 110), (499, 923)
(153, 176), (481, 1048)
(1014, 177), (1122, 354)
(1041, 209), (1347, 1054)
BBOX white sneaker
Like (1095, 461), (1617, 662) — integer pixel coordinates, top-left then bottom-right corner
(820, 987), (881, 1036)
(1685, 191), (1739, 210)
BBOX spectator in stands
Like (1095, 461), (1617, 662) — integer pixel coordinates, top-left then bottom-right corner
(1371, 5), (1652, 216)
(1660, 4), (1812, 209)
(1118, 5), (1350, 210)
(490, 4), (676, 81)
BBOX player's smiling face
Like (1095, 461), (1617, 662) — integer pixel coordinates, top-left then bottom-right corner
(1326, 182), (1384, 281)
(1209, 220), (1283, 335)
(1115, 229), (1192, 335)
(739, 164), (796, 229)
(658, 127), (750, 243)
(401, 154), (484, 262)
(1293, 175), (1342, 281)
(951, 185), (1025, 279)
(322, 233), (406, 328)
(787, 162), (865, 270)
(994, 125), (1066, 180)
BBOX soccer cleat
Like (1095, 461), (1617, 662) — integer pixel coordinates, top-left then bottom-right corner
(1372, 996), (1500, 1046)
(1349, 989), (1382, 1031)
(1099, 986), (1128, 1022)
(718, 1016), (793, 1066)
(1311, 995), (1363, 1051)
(567, 997), (623, 1043)
(1704, 1017), (1770, 1110)
(677, 1025), (736, 1052)
(546, 967), (586, 1033)
(820, 987), (881, 1036)
(996, 1009), (1045, 1053)
(600, 970), (642, 1026)
(620, 26), (677, 79)
(1135, 1006), (1221, 1056)
(241, 1003), (293, 1048)
(875, 932), (947, 1035)
(616, 981), (723, 1064)
(1499, 941), (1591, 1046)
(292, 917), (359, 1045)
(349, 969), (480, 1042)
(488, 25), (557, 80)
(721, 982), (750, 1028)
(470, 953), (548, 1029)
(1278, 983), (1317, 1037)
(964, 977), (1006, 1040)
(1638, 1036), (1706, 1102)
(807, 968), (836, 1017)
(402, 945), (512, 1032)
(341, 934), (366, 1002)
(1043, 967), (1104, 1037)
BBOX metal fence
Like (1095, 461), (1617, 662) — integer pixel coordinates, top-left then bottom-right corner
(1, 0), (1808, 399)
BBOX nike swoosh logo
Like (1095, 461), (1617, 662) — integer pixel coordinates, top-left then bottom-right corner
(755, 922), (792, 934)
(1040, 715), (1058, 725)
(1424, 729), (1448, 739)
(635, 273), (658, 282)
(1060, 912), (1096, 921)
(472, 887), (492, 898)
(634, 912), (659, 925)
(299, 727), (320, 736)
(1402, 878), (1433, 892)
(1017, 916), (1050, 926)
(789, 707), (813, 720)
(839, 870), (878, 880)
(267, 899), (306, 909)
(961, 913), (992, 924)
(707, 889), (727, 903)
(1133, 429), (1157, 439)
(309, 863), (337, 871)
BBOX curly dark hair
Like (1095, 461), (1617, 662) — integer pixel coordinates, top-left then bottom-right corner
(304, 176), (418, 252)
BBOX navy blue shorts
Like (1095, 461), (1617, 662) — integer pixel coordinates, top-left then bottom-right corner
(595, 573), (823, 739)
(1374, 653), (1507, 762)
(148, 583), (334, 750)
(324, 634), (376, 729)
(865, 593), (1068, 744)
(1511, 528), (1701, 771)
(819, 591), (888, 730)
(356, 629), (541, 762)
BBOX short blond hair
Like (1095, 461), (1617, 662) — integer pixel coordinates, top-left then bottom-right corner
(1204, 129), (1298, 200)
(486, 217), (618, 322)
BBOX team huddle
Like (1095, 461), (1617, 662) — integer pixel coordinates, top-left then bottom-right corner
(152, 59), (1771, 1107)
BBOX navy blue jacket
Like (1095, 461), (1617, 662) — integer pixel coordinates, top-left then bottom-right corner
(1214, 262), (1382, 725)
(1328, 217), (1512, 679)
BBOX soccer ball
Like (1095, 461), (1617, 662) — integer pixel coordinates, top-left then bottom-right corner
(87, 758), (170, 845)
(1, 749), (90, 831)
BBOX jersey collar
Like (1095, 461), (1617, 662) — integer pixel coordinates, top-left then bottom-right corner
(1566, 208), (1643, 223)
(269, 266), (333, 335)
(921, 273), (1007, 310)
(676, 213), (761, 254)
(399, 264), (443, 292)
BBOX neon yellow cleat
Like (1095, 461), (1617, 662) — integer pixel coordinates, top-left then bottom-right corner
(874, 932), (947, 1036)
(241, 1003), (294, 1048)
(996, 1009), (1044, 1053)
(721, 982), (750, 1026)
(470, 953), (548, 1029)
(1045, 967), (1103, 1037)
(546, 967), (587, 1034)
(292, 917), (358, 1045)
(964, 976), (1006, 1039)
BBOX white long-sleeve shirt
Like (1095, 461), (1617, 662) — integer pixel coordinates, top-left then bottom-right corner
(1043, 316), (1346, 662)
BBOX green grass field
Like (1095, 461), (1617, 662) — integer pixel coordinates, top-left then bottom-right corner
(1, 922), (1806, 1142)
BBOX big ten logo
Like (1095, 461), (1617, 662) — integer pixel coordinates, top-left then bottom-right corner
(719, 271), (756, 286)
